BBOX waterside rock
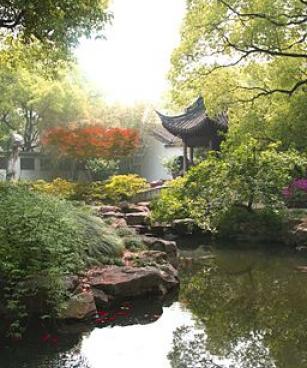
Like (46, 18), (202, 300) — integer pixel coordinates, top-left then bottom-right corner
(61, 291), (97, 320)
(88, 264), (179, 299)
(172, 218), (197, 235)
(294, 218), (307, 247)
(141, 236), (178, 268)
(125, 212), (149, 226)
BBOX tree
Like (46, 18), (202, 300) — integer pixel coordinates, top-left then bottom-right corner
(169, 0), (307, 151)
(0, 64), (97, 151)
(151, 137), (305, 231)
(43, 125), (140, 160)
(171, 0), (307, 99)
(0, 0), (111, 54)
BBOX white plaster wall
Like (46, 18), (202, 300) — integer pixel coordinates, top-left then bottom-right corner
(140, 136), (182, 182)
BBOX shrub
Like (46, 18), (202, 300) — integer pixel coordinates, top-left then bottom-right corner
(283, 178), (307, 208)
(85, 158), (120, 181)
(152, 138), (305, 232)
(151, 177), (189, 223)
(217, 206), (286, 240)
(30, 175), (149, 204)
(31, 178), (76, 199)
(73, 181), (105, 203)
(162, 156), (182, 178)
(0, 183), (124, 337)
(103, 174), (149, 202)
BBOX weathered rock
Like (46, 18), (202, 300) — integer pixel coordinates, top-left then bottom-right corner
(120, 202), (150, 214)
(142, 236), (178, 268)
(110, 218), (128, 229)
(137, 250), (169, 266)
(100, 211), (125, 219)
(150, 180), (164, 188)
(99, 205), (121, 213)
(92, 288), (109, 307)
(172, 218), (197, 235)
(63, 276), (79, 292)
(137, 201), (151, 208)
(131, 224), (149, 234)
(122, 250), (168, 267)
(88, 265), (179, 299)
(293, 219), (307, 246)
(296, 246), (307, 253)
(296, 265), (307, 273)
(150, 222), (169, 237)
(125, 212), (149, 226)
(61, 291), (97, 320)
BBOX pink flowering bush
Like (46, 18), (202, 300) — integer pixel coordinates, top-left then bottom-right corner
(293, 179), (307, 191)
(283, 178), (307, 207)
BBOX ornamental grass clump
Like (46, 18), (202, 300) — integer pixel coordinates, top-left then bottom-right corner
(0, 183), (124, 337)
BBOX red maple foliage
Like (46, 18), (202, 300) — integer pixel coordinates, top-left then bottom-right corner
(42, 125), (140, 160)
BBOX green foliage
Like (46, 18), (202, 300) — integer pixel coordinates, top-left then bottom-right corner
(31, 178), (76, 199)
(86, 158), (120, 181)
(217, 207), (286, 241)
(169, 0), (307, 152)
(162, 156), (182, 178)
(103, 174), (149, 202)
(0, 183), (124, 336)
(151, 177), (189, 223)
(178, 250), (307, 367)
(152, 138), (305, 232)
(0, 0), (111, 56)
(30, 174), (149, 204)
(0, 64), (98, 151)
(73, 181), (106, 203)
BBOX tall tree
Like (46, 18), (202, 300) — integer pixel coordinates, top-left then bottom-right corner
(0, 0), (111, 55)
(169, 0), (307, 151)
(0, 64), (96, 151)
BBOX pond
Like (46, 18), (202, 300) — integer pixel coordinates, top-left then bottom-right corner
(2, 242), (307, 368)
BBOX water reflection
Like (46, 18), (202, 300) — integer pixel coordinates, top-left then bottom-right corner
(82, 303), (193, 368)
(2, 246), (307, 368)
(178, 247), (307, 368)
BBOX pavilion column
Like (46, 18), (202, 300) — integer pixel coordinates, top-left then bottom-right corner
(189, 146), (194, 165)
(183, 141), (188, 173)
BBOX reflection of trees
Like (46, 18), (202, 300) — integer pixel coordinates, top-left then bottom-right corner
(0, 334), (90, 368)
(168, 326), (224, 368)
(168, 326), (275, 368)
(178, 250), (307, 368)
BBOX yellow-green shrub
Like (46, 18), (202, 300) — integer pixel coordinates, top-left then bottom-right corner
(103, 174), (149, 202)
(73, 181), (105, 202)
(31, 175), (149, 203)
(31, 178), (76, 199)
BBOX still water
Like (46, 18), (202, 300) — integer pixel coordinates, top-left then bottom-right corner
(2, 243), (307, 368)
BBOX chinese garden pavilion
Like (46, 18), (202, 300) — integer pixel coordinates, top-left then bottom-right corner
(156, 97), (228, 172)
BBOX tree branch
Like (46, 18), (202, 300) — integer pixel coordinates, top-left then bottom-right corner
(218, 0), (307, 27)
(237, 79), (307, 102)
(222, 34), (307, 59)
(0, 112), (15, 131)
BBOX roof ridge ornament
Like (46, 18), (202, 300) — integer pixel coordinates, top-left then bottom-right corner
(186, 96), (205, 113)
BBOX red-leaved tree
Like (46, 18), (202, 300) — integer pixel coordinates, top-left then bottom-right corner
(42, 125), (140, 160)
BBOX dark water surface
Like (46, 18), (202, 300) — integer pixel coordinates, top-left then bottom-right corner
(2, 242), (307, 368)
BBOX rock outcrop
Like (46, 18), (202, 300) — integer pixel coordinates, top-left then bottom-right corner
(141, 236), (178, 268)
(88, 264), (179, 300)
(61, 291), (97, 320)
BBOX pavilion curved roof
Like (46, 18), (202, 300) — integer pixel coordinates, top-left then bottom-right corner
(156, 97), (228, 148)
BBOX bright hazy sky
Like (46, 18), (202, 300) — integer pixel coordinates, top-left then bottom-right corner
(76, 0), (186, 105)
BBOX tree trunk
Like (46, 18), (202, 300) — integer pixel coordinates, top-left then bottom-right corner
(6, 145), (19, 181)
